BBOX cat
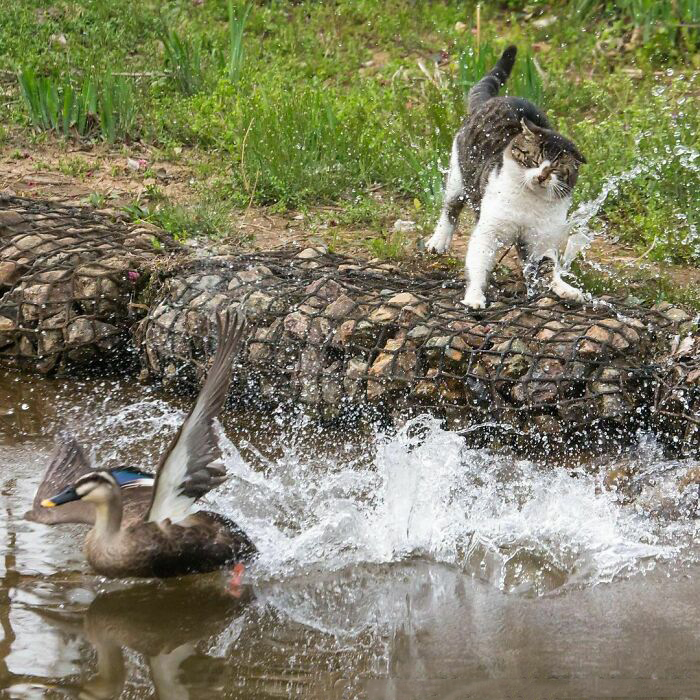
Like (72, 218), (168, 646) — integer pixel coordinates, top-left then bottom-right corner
(425, 45), (587, 309)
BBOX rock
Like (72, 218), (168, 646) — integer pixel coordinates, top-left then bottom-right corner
(493, 338), (530, 379)
(332, 319), (356, 347)
(0, 316), (15, 331)
(387, 291), (420, 307)
(531, 413), (561, 434)
(19, 335), (34, 356)
(324, 293), (356, 320)
(369, 305), (400, 323)
(284, 311), (310, 339)
(664, 307), (692, 323)
(321, 375), (342, 406)
(597, 392), (627, 418)
(304, 277), (344, 302)
(678, 468), (700, 491)
(344, 358), (368, 398)
(296, 247), (325, 260)
(392, 219), (415, 233)
(196, 274), (223, 290)
(604, 465), (633, 492)
(37, 329), (63, 356)
(610, 332), (630, 351)
(41, 309), (69, 329)
(407, 324), (430, 340)
(0, 210), (25, 226)
(308, 317), (331, 344)
(0, 261), (22, 286)
(413, 368), (439, 399)
(246, 290), (274, 317)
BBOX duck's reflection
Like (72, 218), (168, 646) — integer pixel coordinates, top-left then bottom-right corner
(71, 579), (253, 700)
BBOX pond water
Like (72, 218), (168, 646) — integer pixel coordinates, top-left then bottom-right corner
(2, 367), (700, 698)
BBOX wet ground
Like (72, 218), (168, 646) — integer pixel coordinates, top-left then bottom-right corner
(2, 367), (700, 698)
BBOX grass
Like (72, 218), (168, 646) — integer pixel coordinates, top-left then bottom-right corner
(0, 0), (698, 276)
(18, 68), (138, 142)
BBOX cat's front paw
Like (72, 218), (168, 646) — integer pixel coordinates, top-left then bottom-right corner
(462, 290), (486, 309)
(425, 232), (451, 254)
(551, 278), (585, 303)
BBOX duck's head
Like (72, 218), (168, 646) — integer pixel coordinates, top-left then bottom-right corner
(41, 468), (153, 508)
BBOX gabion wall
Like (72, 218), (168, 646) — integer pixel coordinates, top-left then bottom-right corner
(136, 247), (695, 438)
(0, 195), (174, 372)
(2, 196), (697, 447)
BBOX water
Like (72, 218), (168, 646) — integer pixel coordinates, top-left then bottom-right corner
(3, 367), (700, 698)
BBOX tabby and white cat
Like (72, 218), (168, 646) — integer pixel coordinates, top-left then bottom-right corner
(425, 45), (587, 309)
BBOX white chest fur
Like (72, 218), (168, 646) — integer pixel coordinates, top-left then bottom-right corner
(480, 156), (571, 240)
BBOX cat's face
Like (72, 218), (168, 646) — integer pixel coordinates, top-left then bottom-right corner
(509, 119), (586, 198)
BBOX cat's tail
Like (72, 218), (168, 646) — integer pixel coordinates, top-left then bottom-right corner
(467, 45), (517, 113)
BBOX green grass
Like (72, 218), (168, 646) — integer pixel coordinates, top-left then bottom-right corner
(0, 0), (698, 269)
(18, 68), (138, 142)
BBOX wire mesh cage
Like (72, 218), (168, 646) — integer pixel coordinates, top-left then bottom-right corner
(0, 195), (174, 373)
(2, 196), (697, 448)
(136, 245), (695, 440)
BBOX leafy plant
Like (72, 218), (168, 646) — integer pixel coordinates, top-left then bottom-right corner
(227, 1), (252, 82)
(18, 69), (137, 142)
(367, 232), (409, 259)
(574, 0), (700, 50)
(161, 26), (204, 96)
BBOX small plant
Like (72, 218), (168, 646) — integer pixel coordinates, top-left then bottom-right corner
(85, 191), (106, 207)
(122, 198), (226, 241)
(18, 69), (138, 142)
(58, 156), (92, 178)
(160, 26), (204, 96)
(367, 232), (409, 259)
(574, 0), (700, 52)
(227, 1), (252, 82)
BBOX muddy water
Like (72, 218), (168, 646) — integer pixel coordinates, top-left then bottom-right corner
(2, 368), (700, 699)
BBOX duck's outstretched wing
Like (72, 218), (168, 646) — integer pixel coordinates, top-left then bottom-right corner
(25, 432), (95, 524)
(25, 433), (156, 525)
(147, 309), (246, 524)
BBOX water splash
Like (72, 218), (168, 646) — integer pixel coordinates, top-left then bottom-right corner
(209, 415), (689, 596)
(563, 142), (700, 269)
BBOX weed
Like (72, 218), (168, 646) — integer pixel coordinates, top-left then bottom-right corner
(57, 157), (92, 178)
(227, 1), (252, 83)
(123, 199), (227, 241)
(18, 69), (138, 142)
(85, 192), (107, 208)
(367, 232), (410, 260)
(161, 26), (204, 96)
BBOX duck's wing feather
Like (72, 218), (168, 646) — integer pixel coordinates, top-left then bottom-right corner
(25, 432), (96, 524)
(146, 309), (246, 524)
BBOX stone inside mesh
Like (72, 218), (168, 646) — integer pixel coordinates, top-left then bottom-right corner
(2, 196), (697, 445)
(0, 195), (172, 372)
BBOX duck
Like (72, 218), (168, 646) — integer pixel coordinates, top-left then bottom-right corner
(38, 309), (257, 579)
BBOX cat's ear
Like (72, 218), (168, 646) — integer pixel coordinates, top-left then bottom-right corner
(575, 150), (587, 165)
(520, 118), (538, 138)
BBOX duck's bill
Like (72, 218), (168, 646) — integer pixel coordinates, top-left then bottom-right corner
(41, 486), (79, 508)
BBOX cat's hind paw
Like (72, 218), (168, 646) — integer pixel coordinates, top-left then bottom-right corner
(425, 232), (451, 254)
(462, 290), (487, 309)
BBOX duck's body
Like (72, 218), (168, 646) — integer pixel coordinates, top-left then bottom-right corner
(37, 309), (256, 579)
(85, 493), (255, 578)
